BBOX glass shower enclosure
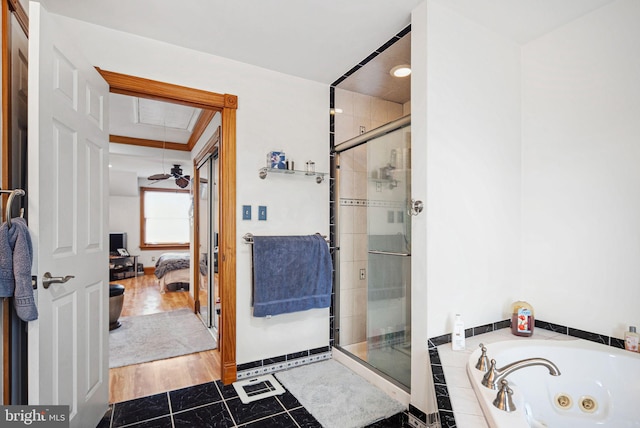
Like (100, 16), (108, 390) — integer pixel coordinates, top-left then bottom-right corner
(335, 117), (412, 389)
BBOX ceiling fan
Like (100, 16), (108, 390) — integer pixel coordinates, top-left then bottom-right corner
(148, 164), (191, 188)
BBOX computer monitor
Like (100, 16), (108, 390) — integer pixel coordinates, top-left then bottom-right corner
(109, 232), (127, 254)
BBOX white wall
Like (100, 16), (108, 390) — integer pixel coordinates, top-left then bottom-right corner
(417, 0), (640, 344)
(421, 1), (523, 338)
(521, 0), (640, 338)
(410, 0), (431, 414)
(56, 14), (330, 364)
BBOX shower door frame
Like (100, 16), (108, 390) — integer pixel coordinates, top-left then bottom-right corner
(332, 115), (411, 391)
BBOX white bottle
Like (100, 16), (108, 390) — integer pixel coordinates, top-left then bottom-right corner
(624, 326), (639, 352)
(452, 314), (466, 351)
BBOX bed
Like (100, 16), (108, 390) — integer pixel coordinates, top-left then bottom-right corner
(154, 252), (206, 293)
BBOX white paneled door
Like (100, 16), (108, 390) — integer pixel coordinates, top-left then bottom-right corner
(27, 3), (110, 427)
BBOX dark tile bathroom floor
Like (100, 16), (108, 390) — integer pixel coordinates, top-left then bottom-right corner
(97, 379), (408, 428)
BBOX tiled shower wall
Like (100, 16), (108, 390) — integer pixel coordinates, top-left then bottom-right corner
(334, 90), (409, 346)
(334, 88), (408, 140)
(338, 144), (368, 346)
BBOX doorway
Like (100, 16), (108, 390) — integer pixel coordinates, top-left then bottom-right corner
(98, 69), (238, 397)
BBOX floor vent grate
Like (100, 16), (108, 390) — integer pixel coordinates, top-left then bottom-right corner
(232, 374), (285, 404)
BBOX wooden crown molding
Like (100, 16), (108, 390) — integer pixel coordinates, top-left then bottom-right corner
(224, 94), (238, 109)
(187, 109), (216, 151)
(96, 68), (238, 111)
(109, 135), (191, 152)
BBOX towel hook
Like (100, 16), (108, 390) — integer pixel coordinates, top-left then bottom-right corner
(1, 188), (26, 228)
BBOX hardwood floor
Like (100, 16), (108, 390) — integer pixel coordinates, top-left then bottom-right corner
(119, 273), (191, 317)
(109, 274), (220, 403)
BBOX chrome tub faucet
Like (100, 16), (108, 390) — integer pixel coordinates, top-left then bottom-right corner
(481, 357), (561, 390)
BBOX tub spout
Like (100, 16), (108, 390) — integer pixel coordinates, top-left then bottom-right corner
(482, 357), (561, 390)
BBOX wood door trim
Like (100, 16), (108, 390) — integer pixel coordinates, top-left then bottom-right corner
(2, 0), (29, 403)
(96, 68), (237, 111)
(187, 109), (216, 151)
(2, 0), (11, 405)
(220, 106), (237, 384)
(6, 0), (26, 37)
(99, 69), (238, 384)
(194, 126), (220, 167)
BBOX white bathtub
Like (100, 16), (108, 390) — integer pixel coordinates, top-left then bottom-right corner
(466, 339), (640, 427)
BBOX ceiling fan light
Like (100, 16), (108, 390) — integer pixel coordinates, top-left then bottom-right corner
(175, 176), (190, 188)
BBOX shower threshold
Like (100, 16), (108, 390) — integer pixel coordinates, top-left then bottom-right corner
(340, 341), (411, 389)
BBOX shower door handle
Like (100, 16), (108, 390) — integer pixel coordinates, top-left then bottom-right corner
(409, 199), (423, 216)
(368, 250), (411, 257)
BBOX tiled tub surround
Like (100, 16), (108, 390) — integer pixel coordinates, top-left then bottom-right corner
(429, 321), (629, 428)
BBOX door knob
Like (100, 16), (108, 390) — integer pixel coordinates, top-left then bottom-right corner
(409, 199), (424, 216)
(42, 272), (75, 289)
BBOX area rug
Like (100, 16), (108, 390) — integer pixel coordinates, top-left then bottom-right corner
(109, 309), (216, 368)
(275, 359), (406, 428)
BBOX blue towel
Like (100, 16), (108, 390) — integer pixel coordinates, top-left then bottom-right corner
(252, 234), (332, 317)
(0, 218), (37, 321)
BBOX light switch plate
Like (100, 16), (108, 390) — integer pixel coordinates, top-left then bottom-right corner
(242, 205), (251, 220)
(258, 206), (267, 221)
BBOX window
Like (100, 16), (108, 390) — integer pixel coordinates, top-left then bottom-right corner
(140, 187), (191, 250)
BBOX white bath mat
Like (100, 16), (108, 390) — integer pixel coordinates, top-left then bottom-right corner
(232, 374), (285, 404)
(275, 359), (406, 428)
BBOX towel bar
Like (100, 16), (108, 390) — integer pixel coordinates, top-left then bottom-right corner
(243, 232), (329, 244)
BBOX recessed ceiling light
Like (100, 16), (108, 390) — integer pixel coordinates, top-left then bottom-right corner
(390, 65), (411, 77)
(108, 164), (112, 168)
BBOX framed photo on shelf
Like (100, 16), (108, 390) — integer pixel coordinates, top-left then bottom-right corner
(268, 151), (286, 169)
(117, 248), (130, 257)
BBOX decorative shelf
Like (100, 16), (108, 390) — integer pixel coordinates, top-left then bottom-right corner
(259, 167), (326, 183)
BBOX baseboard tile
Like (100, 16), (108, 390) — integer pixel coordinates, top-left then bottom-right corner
(236, 352), (332, 380)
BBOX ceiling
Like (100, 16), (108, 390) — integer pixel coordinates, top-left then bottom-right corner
(35, 0), (422, 183)
(36, 0), (423, 85)
(438, 0), (617, 45)
(108, 94), (205, 181)
(338, 33), (411, 104)
(36, 0), (616, 86)
(36, 0), (617, 182)
(110, 93), (203, 144)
